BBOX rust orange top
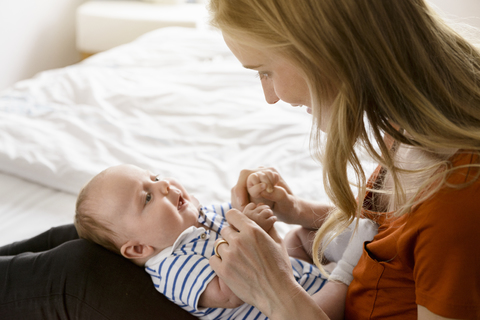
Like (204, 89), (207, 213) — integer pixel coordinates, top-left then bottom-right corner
(345, 152), (480, 319)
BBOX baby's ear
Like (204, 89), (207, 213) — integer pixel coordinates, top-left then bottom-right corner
(120, 241), (155, 260)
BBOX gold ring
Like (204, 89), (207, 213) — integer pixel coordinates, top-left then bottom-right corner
(214, 239), (229, 259)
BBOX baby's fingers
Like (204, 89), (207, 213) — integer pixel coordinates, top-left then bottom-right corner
(244, 202), (257, 211)
(256, 207), (274, 220)
(247, 183), (267, 198)
(252, 172), (274, 192)
(260, 185), (288, 202)
(265, 171), (280, 191)
(247, 173), (261, 188)
(244, 203), (267, 218)
(247, 171), (279, 192)
(247, 174), (266, 196)
(249, 207), (277, 233)
(257, 172), (276, 193)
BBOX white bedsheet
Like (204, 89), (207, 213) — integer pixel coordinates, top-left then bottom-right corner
(0, 27), (376, 246)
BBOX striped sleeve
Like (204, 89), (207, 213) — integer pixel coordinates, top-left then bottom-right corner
(290, 258), (327, 296)
(149, 253), (216, 312)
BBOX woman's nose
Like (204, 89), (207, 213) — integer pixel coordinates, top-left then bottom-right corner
(261, 79), (279, 104)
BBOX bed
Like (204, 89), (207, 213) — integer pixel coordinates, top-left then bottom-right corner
(0, 27), (376, 247)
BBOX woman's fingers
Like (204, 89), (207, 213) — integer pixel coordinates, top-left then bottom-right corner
(231, 169), (257, 210)
(209, 208), (294, 308)
(232, 167), (286, 210)
(214, 208), (255, 237)
(213, 238), (230, 260)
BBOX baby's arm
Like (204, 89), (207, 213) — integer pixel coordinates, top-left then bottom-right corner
(285, 218), (378, 265)
(198, 276), (244, 309)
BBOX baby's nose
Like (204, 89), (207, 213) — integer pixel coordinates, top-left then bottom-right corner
(158, 179), (170, 195)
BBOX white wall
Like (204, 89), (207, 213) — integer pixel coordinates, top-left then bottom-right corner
(429, 0), (480, 29)
(0, 0), (479, 92)
(0, 0), (89, 91)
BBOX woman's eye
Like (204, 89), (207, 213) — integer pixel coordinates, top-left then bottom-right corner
(145, 193), (152, 204)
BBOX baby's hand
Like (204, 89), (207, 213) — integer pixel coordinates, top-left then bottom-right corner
(246, 170), (280, 208)
(243, 203), (277, 233)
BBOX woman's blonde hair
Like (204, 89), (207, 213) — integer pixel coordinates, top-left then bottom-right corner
(210, 0), (480, 272)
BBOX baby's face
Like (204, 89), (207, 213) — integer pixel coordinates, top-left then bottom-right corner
(95, 164), (201, 251)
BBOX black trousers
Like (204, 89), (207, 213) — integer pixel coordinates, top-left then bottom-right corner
(0, 224), (197, 320)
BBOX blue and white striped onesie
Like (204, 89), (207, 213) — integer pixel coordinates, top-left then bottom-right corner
(145, 202), (327, 320)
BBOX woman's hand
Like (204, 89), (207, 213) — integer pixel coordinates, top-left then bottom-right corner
(246, 170), (278, 208)
(231, 167), (298, 223)
(209, 208), (300, 316)
(232, 167), (333, 228)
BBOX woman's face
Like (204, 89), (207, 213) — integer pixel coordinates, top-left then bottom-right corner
(224, 35), (313, 114)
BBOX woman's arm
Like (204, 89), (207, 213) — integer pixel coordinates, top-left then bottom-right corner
(312, 282), (348, 320)
(232, 167), (333, 229)
(417, 305), (462, 320)
(290, 197), (334, 229)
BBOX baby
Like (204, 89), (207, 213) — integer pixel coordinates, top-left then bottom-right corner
(75, 164), (328, 319)
(75, 164), (376, 319)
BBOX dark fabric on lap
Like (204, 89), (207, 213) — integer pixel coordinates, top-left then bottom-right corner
(0, 224), (79, 256)
(0, 225), (197, 319)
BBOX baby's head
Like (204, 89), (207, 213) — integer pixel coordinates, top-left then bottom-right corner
(75, 164), (201, 265)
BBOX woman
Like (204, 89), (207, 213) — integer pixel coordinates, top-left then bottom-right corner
(208, 0), (480, 319)
(1, 0), (479, 319)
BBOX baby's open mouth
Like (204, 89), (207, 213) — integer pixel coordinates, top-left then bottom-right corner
(178, 195), (186, 210)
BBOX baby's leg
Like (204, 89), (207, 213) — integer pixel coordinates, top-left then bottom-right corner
(284, 226), (317, 264)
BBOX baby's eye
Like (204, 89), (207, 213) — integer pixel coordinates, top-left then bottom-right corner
(145, 193), (152, 204)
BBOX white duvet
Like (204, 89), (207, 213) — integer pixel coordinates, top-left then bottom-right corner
(0, 27), (375, 245)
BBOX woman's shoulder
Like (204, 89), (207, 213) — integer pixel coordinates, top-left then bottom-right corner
(411, 150), (480, 232)
(444, 150), (480, 185)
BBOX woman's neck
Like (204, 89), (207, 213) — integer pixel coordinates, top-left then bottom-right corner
(379, 144), (458, 212)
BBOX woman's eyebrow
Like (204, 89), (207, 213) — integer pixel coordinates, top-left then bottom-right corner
(243, 64), (263, 70)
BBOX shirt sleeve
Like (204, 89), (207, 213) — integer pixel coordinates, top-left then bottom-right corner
(148, 253), (216, 314)
(413, 183), (480, 319)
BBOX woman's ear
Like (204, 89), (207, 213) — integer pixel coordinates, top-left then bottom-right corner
(120, 240), (155, 260)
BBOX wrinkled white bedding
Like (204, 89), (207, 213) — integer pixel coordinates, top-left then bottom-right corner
(0, 27), (375, 246)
